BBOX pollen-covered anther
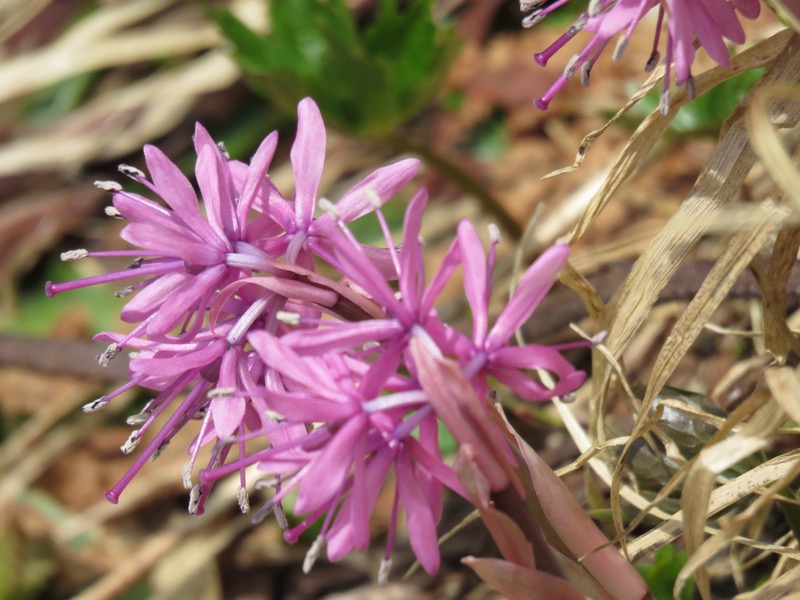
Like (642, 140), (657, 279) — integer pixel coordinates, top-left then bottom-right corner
(182, 462), (194, 489)
(303, 536), (325, 574)
(115, 286), (135, 298)
(613, 36), (630, 62)
(150, 440), (170, 461)
(118, 164), (145, 179)
(208, 387), (236, 399)
(564, 54), (580, 79)
(126, 411), (150, 426)
(488, 223), (501, 245)
(121, 430), (141, 454)
(188, 484), (202, 514)
(83, 397), (109, 413)
(378, 558), (392, 586)
(581, 61), (593, 86)
(237, 486), (250, 514)
(265, 409), (285, 423)
(61, 249), (88, 262)
(94, 180), (123, 192)
(97, 343), (120, 367)
(365, 188), (383, 208)
(105, 206), (124, 219)
(274, 503), (288, 529)
(317, 197), (340, 220)
(276, 310), (301, 326)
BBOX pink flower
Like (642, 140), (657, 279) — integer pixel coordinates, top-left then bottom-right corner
(524, 0), (761, 114)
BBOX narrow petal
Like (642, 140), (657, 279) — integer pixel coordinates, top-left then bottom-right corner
(396, 449), (440, 574)
(194, 124), (237, 242)
(292, 98), (326, 230)
(238, 131), (279, 228)
(294, 413), (367, 514)
(486, 244), (568, 351)
(143, 144), (221, 243)
(457, 221), (489, 347)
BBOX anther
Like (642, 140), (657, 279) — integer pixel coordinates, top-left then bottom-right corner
(97, 343), (120, 367)
(303, 536), (325, 573)
(581, 61), (593, 86)
(645, 51), (660, 73)
(105, 206), (124, 219)
(118, 164), (145, 179)
(61, 249), (88, 262)
(217, 141), (230, 159)
(94, 180), (123, 192)
(613, 36), (629, 62)
(276, 311), (301, 326)
(188, 484), (202, 514)
(208, 387), (235, 399)
(121, 430), (141, 454)
(378, 558), (392, 586)
(237, 486), (250, 514)
(115, 286), (135, 298)
(183, 462), (194, 489)
(127, 257), (143, 269)
(83, 397), (109, 413)
(318, 197), (340, 220)
(487, 223), (501, 245)
(150, 440), (170, 461)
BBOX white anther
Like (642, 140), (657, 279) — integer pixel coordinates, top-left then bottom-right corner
(208, 387), (235, 399)
(564, 54), (580, 79)
(276, 310), (301, 326)
(182, 462), (194, 489)
(588, 0), (603, 17)
(118, 164), (145, 179)
(237, 486), (250, 514)
(105, 206), (124, 219)
(265, 410), (285, 423)
(487, 223), (501, 245)
(83, 397), (108, 413)
(61, 249), (88, 262)
(97, 343), (120, 367)
(217, 141), (230, 159)
(94, 180), (123, 192)
(150, 440), (169, 461)
(115, 286), (135, 298)
(121, 430), (141, 454)
(613, 36), (629, 62)
(365, 188), (382, 208)
(317, 197), (340, 220)
(274, 503), (288, 529)
(362, 341), (380, 352)
(303, 536), (325, 573)
(188, 484), (202, 514)
(126, 411), (150, 426)
(378, 558), (392, 586)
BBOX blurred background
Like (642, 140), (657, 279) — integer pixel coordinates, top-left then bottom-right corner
(0, 1), (785, 598)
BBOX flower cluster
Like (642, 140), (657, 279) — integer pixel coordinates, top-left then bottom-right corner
(47, 98), (585, 578)
(523, 0), (761, 114)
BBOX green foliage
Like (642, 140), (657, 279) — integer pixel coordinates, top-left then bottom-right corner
(636, 544), (695, 600)
(629, 67), (767, 137)
(212, 0), (459, 138)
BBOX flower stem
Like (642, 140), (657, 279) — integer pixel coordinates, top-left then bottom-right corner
(381, 133), (523, 240)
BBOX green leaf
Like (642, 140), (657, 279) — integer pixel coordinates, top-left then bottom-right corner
(211, 0), (459, 137)
(636, 544), (695, 600)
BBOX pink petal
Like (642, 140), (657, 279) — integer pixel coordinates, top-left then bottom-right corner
(194, 124), (238, 242)
(238, 131), (279, 228)
(486, 244), (568, 351)
(396, 449), (440, 574)
(457, 220), (489, 347)
(294, 413), (367, 514)
(143, 144), (221, 243)
(292, 98), (326, 230)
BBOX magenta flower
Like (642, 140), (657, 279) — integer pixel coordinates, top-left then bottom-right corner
(202, 331), (464, 576)
(447, 222), (586, 401)
(525, 0), (761, 114)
